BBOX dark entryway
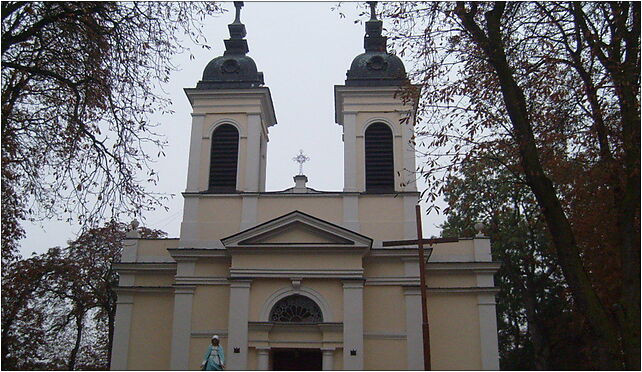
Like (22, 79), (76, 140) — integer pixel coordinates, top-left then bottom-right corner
(271, 348), (322, 370)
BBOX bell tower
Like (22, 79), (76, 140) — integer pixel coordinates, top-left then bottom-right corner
(334, 2), (417, 193)
(183, 2), (275, 195)
(180, 2), (276, 249)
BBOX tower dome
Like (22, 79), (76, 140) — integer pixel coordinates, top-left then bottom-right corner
(345, 2), (407, 87)
(197, 2), (264, 89)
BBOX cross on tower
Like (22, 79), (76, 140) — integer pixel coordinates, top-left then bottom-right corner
(292, 150), (310, 175)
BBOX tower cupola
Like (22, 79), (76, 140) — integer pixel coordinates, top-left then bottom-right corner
(197, 2), (264, 89)
(345, 2), (407, 87)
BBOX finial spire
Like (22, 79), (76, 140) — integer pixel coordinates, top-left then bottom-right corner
(292, 150), (310, 176)
(233, 2), (243, 24)
(368, 1), (377, 21)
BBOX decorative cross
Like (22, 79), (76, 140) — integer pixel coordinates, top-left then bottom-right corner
(368, 1), (377, 20)
(292, 150), (310, 175)
(233, 1), (244, 24)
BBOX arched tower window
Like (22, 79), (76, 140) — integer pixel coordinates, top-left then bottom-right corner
(269, 295), (323, 323)
(365, 122), (394, 192)
(209, 124), (239, 192)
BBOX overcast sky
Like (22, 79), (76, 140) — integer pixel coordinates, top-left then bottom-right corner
(19, 2), (447, 257)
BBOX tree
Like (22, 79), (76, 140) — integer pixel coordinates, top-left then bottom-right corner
(379, 2), (639, 368)
(1, 2), (222, 263)
(1, 221), (165, 370)
(440, 151), (599, 369)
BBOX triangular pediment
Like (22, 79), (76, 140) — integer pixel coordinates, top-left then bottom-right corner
(221, 211), (372, 249)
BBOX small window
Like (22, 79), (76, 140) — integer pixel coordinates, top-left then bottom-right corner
(365, 122), (394, 192)
(209, 124), (239, 192)
(269, 295), (323, 323)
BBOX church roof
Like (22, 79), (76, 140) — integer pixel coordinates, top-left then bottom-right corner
(196, 2), (264, 89)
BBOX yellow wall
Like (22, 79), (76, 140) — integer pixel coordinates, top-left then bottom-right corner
(137, 239), (178, 258)
(428, 293), (482, 370)
(364, 339), (407, 370)
(359, 195), (405, 240)
(363, 286), (406, 333)
(127, 292), (174, 370)
(256, 196), (342, 225)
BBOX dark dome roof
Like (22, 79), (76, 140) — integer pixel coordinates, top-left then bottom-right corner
(196, 3), (264, 90)
(346, 51), (406, 87)
(345, 9), (408, 87)
(198, 54), (264, 89)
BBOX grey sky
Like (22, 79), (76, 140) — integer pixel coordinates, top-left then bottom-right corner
(19, 2), (447, 257)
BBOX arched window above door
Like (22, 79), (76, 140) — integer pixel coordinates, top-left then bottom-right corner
(269, 295), (323, 323)
(209, 124), (239, 192)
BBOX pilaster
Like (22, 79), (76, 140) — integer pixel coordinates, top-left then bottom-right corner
(186, 113), (205, 192)
(244, 114), (262, 192)
(110, 294), (133, 370)
(226, 280), (252, 370)
(342, 113), (357, 192)
(256, 347), (269, 370)
(342, 280), (364, 370)
(169, 285), (196, 370)
(403, 286), (424, 370)
(322, 348), (335, 370)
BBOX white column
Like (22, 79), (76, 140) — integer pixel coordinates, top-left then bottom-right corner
(322, 348), (335, 370)
(342, 195), (360, 232)
(186, 113), (205, 192)
(110, 293), (133, 370)
(478, 294), (500, 370)
(403, 287), (424, 370)
(342, 280), (364, 370)
(401, 113), (417, 192)
(226, 280), (251, 370)
(403, 195), (419, 240)
(170, 286), (196, 370)
(256, 348), (270, 370)
(240, 195), (258, 231)
(244, 114), (261, 192)
(343, 113), (357, 192)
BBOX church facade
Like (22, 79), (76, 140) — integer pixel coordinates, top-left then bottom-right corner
(110, 3), (500, 370)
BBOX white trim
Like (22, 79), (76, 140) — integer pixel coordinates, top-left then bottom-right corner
(240, 195), (258, 231)
(403, 287), (424, 370)
(343, 113), (357, 192)
(257, 348), (270, 370)
(186, 114), (205, 192)
(221, 211), (372, 249)
(322, 348), (335, 370)
(170, 286), (195, 370)
(342, 281), (364, 370)
(363, 332), (407, 340)
(260, 286), (333, 322)
(403, 195), (419, 240)
(342, 194), (360, 232)
(230, 268), (363, 279)
(110, 294), (133, 370)
(361, 117), (401, 137)
(244, 114), (262, 192)
(227, 280), (252, 370)
(206, 118), (245, 139)
(478, 293), (500, 370)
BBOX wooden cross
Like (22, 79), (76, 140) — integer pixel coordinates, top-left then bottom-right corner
(381, 205), (459, 371)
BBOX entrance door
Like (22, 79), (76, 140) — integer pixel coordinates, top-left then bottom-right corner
(271, 348), (322, 370)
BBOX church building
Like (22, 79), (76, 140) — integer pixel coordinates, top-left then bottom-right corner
(110, 3), (500, 370)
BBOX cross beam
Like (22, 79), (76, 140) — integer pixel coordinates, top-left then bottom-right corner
(380, 207), (459, 370)
(382, 236), (459, 247)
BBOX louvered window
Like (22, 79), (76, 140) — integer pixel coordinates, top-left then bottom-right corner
(365, 122), (394, 192)
(209, 124), (239, 192)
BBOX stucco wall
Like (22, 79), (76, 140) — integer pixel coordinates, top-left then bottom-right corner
(127, 292), (174, 370)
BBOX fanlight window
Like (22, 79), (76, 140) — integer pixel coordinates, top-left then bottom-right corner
(365, 122), (394, 192)
(269, 295), (323, 323)
(209, 124), (239, 192)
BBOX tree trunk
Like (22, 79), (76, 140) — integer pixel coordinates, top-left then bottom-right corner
(68, 310), (84, 370)
(454, 2), (624, 368)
